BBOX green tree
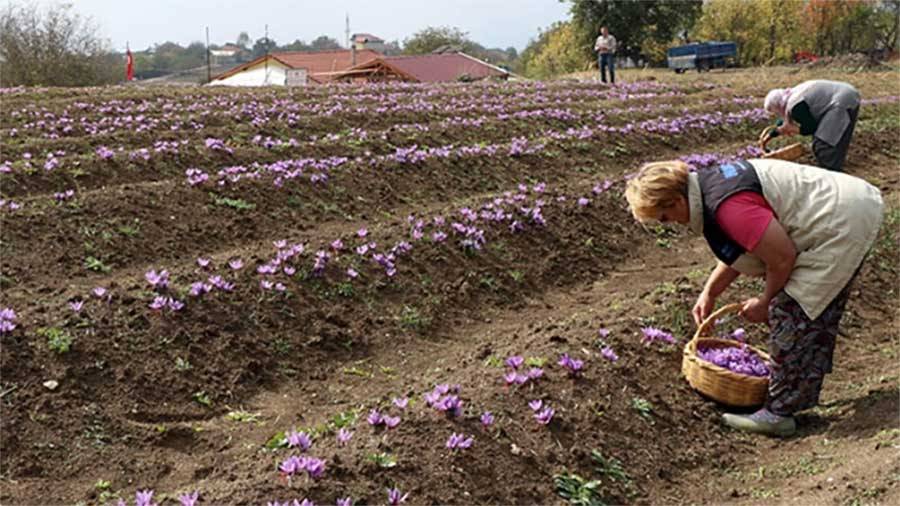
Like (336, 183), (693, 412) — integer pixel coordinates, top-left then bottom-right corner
(402, 26), (482, 54)
(0, 2), (119, 86)
(566, 0), (703, 64)
(520, 22), (590, 78)
(252, 36), (278, 59)
(309, 35), (341, 50)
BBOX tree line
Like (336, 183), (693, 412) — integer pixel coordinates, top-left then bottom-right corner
(520, 0), (899, 79)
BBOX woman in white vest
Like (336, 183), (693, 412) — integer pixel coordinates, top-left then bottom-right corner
(624, 158), (883, 436)
(761, 80), (860, 172)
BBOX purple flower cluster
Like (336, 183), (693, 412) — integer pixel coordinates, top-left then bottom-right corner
(367, 409), (401, 428)
(424, 384), (463, 417)
(279, 455), (326, 480)
(503, 355), (544, 386)
(558, 353), (585, 376)
(95, 145), (115, 160)
(53, 189), (75, 202)
(286, 430), (312, 451)
(641, 326), (675, 345)
(0, 307), (17, 334)
(387, 488), (409, 505)
(149, 296), (184, 312)
(145, 269), (169, 289)
(446, 432), (474, 450)
(185, 168), (209, 186)
(697, 344), (769, 377)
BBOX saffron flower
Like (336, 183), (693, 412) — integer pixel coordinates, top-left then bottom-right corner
(336, 428), (353, 445)
(387, 488), (409, 505)
(91, 287), (108, 298)
(480, 411), (494, 427)
(577, 197), (590, 207)
(331, 239), (344, 251)
(598, 328), (610, 338)
(529, 399), (543, 411)
(145, 269), (169, 289)
(336, 498), (352, 506)
(357, 228), (368, 238)
(535, 407), (555, 425)
(558, 354), (585, 376)
(228, 259), (243, 270)
(287, 430), (312, 451)
(196, 257), (211, 268)
(69, 300), (84, 313)
(641, 326), (675, 345)
(504, 355), (524, 369)
(731, 328), (747, 342)
(526, 367), (544, 380)
(284, 266), (296, 276)
(149, 296), (168, 311)
(178, 491), (199, 506)
(367, 409), (383, 426)
(383, 415), (401, 429)
(446, 432), (474, 450)
(346, 268), (359, 279)
(135, 490), (156, 506)
(0, 308), (17, 334)
(392, 397), (409, 409)
(601, 346), (619, 362)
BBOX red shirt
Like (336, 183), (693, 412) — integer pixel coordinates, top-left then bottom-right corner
(715, 191), (774, 252)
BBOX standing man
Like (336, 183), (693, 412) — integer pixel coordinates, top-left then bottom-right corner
(594, 26), (617, 84)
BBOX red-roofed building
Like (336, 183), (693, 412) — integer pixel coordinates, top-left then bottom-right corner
(332, 52), (510, 83)
(209, 49), (381, 86)
(352, 33), (386, 53)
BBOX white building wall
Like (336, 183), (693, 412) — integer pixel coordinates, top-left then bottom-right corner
(209, 62), (288, 86)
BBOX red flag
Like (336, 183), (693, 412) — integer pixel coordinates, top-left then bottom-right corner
(126, 49), (134, 81)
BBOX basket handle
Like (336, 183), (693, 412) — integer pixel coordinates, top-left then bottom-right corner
(691, 303), (742, 343)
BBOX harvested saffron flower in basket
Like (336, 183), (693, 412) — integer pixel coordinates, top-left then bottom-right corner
(696, 344), (770, 377)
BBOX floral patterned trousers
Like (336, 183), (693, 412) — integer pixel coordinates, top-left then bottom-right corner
(764, 279), (855, 416)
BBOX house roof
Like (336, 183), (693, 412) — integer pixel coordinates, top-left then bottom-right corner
(353, 33), (384, 43)
(344, 53), (508, 83)
(211, 49), (381, 83)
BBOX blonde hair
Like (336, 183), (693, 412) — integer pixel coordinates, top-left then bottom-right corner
(624, 161), (690, 222)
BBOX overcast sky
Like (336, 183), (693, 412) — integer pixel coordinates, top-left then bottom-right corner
(41, 0), (571, 52)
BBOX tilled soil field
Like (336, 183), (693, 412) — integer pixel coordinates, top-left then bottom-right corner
(1, 67), (898, 506)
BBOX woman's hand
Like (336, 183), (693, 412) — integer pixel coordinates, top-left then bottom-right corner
(740, 297), (769, 323)
(692, 291), (715, 326)
(777, 123), (799, 137)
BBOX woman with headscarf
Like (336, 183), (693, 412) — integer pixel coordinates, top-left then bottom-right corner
(761, 80), (860, 172)
(624, 157), (882, 436)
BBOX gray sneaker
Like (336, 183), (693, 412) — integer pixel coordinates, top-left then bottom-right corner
(722, 409), (796, 437)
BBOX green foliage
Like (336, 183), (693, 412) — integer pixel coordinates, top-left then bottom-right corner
(367, 452), (398, 468)
(265, 430), (288, 450)
(631, 397), (654, 420)
(210, 193), (256, 211)
(403, 26), (481, 55)
(84, 256), (111, 273)
(192, 391), (213, 407)
(592, 450), (631, 485)
(566, 0), (703, 64)
(40, 327), (74, 354)
(554, 472), (606, 506)
(520, 22), (590, 78)
(398, 305), (431, 330)
(226, 410), (261, 423)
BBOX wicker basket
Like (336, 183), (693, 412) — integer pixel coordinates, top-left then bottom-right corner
(761, 142), (805, 161)
(682, 303), (771, 407)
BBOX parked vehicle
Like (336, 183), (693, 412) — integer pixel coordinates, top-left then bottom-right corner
(667, 42), (737, 73)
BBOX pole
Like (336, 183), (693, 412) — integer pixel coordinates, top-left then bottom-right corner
(264, 24), (269, 85)
(206, 27), (211, 84)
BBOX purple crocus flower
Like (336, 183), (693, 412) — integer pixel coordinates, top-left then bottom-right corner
(149, 296), (168, 311)
(535, 407), (555, 425)
(145, 269), (169, 289)
(92, 287), (108, 298)
(284, 266), (296, 276)
(505, 355), (524, 369)
(731, 328), (747, 342)
(346, 268), (359, 279)
(480, 411), (494, 427)
(558, 354), (585, 376)
(528, 399), (543, 411)
(392, 397), (409, 409)
(135, 490), (156, 506)
(383, 415), (401, 429)
(601, 346), (619, 362)
(337, 428), (353, 445)
(305, 457), (326, 479)
(367, 409), (383, 426)
(598, 328), (610, 338)
(357, 228), (368, 238)
(577, 197), (590, 207)
(228, 259), (243, 270)
(69, 300), (84, 313)
(331, 239), (344, 251)
(178, 491), (199, 506)
(196, 257), (211, 268)
(336, 498), (352, 506)
(503, 371), (518, 385)
(280, 455), (301, 475)
(526, 367), (544, 380)
(167, 298), (185, 311)
(287, 430), (312, 451)
(641, 326), (675, 345)
(387, 488), (409, 505)
(446, 432), (474, 450)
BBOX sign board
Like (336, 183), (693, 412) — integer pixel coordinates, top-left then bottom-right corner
(286, 68), (308, 86)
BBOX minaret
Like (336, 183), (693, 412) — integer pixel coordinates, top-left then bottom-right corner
(345, 13), (350, 49)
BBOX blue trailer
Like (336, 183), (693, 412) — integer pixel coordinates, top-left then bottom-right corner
(667, 42), (737, 73)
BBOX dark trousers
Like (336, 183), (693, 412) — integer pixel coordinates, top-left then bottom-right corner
(599, 53), (615, 84)
(812, 106), (859, 172)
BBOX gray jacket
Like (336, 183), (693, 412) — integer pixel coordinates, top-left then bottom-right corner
(786, 80), (860, 146)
